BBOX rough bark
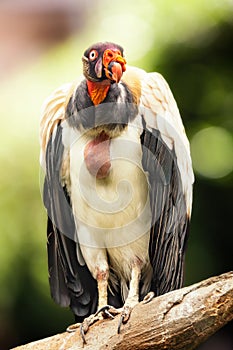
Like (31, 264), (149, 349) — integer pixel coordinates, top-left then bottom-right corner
(11, 272), (233, 350)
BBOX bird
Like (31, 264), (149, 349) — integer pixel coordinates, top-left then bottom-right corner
(40, 41), (194, 341)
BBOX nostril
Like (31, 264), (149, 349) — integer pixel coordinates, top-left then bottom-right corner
(103, 50), (117, 67)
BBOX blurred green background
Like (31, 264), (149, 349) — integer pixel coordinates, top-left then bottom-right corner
(0, 1), (232, 349)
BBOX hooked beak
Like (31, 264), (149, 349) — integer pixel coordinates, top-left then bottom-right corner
(103, 49), (126, 83)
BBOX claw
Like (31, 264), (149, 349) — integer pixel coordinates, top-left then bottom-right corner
(103, 308), (115, 319)
(66, 321), (87, 344)
(117, 306), (132, 334)
(80, 323), (87, 344)
(117, 314), (125, 334)
(94, 305), (114, 318)
(95, 304), (121, 319)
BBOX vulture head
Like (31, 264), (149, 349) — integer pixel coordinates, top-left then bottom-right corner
(82, 42), (127, 83)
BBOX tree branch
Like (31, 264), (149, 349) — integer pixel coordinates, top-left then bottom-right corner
(12, 272), (233, 350)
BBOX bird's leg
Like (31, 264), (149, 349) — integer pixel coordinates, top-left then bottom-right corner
(80, 262), (112, 343)
(93, 258), (143, 334)
(96, 267), (109, 311)
(118, 258), (141, 333)
(66, 259), (110, 337)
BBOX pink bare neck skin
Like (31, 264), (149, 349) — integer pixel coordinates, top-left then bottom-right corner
(84, 131), (111, 179)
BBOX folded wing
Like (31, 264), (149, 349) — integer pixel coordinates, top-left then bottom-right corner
(127, 68), (194, 295)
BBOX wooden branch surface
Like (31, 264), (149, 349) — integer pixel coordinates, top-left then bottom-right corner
(12, 272), (233, 350)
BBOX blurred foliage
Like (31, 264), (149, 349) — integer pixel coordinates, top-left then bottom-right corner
(0, 0), (232, 349)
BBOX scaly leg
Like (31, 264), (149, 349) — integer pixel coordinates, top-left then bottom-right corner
(88, 258), (143, 334)
(96, 267), (109, 310)
(117, 259), (155, 333)
(80, 265), (110, 343)
(80, 261), (110, 344)
(117, 258), (141, 333)
(67, 257), (111, 343)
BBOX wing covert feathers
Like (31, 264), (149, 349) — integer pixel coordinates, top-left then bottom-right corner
(40, 79), (82, 169)
(123, 67), (193, 216)
(138, 69), (193, 215)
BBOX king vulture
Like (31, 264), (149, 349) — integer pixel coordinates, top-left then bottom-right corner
(40, 42), (194, 340)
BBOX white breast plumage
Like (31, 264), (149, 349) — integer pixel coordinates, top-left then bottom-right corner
(61, 119), (152, 299)
(66, 121), (151, 237)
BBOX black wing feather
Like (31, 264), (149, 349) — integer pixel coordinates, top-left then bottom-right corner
(141, 126), (190, 296)
(43, 123), (98, 320)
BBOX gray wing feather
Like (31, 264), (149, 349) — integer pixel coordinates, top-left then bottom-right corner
(43, 123), (98, 319)
(141, 126), (190, 295)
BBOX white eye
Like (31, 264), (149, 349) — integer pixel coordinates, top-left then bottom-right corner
(89, 50), (98, 61)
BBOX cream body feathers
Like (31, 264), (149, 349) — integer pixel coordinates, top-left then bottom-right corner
(61, 118), (152, 299)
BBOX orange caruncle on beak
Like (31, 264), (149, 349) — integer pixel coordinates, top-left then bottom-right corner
(110, 62), (123, 83)
(103, 49), (126, 83)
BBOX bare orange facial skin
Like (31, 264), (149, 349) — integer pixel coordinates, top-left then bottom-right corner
(103, 49), (127, 82)
(103, 49), (126, 70)
(84, 131), (111, 179)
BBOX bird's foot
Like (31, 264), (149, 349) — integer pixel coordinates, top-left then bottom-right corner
(117, 292), (155, 333)
(80, 312), (105, 344)
(96, 304), (132, 334)
(66, 296), (155, 341)
(66, 314), (103, 344)
(67, 305), (121, 344)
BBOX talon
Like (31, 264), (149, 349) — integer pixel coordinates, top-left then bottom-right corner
(94, 304), (111, 316)
(95, 304), (120, 319)
(117, 306), (132, 333)
(103, 309), (115, 319)
(80, 324), (87, 344)
(117, 314), (125, 334)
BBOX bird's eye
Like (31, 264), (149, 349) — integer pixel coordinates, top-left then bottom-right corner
(89, 50), (98, 61)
